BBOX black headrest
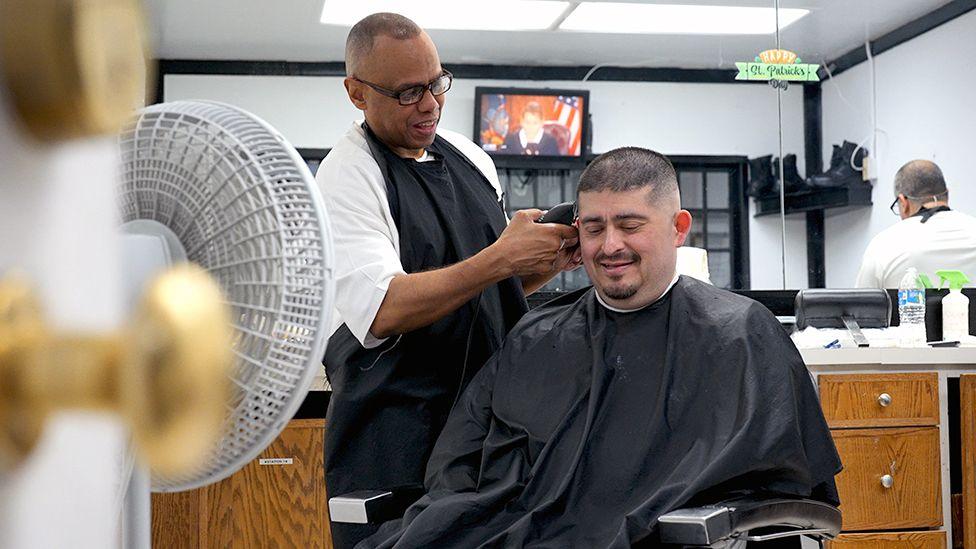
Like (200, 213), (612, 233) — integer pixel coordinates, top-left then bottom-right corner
(794, 289), (891, 330)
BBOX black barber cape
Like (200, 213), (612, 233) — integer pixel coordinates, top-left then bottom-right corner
(324, 126), (528, 547)
(361, 277), (841, 548)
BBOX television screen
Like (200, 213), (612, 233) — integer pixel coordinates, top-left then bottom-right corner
(474, 87), (589, 168)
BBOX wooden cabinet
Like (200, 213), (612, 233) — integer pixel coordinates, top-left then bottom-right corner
(820, 373), (946, 548)
(820, 373), (939, 428)
(831, 427), (941, 530)
(152, 418), (332, 548)
(962, 375), (976, 549)
(828, 531), (947, 548)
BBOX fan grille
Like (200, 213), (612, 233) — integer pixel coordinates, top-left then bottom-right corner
(119, 101), (334, 491)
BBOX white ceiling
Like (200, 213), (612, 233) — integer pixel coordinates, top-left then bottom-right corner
(146, 0), (951, 69)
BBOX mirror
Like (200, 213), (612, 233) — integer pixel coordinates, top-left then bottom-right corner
(773, 0), (975, 290)
(147, 0), (976, 291)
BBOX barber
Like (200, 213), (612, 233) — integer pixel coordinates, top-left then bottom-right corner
(315, 13), (580, 548)
(856, 159), (976, 288)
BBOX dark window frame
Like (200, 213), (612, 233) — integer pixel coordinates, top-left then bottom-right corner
(671, 155), (751, 289)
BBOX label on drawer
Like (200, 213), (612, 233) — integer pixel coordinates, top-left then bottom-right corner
(259, 458), (294, 466)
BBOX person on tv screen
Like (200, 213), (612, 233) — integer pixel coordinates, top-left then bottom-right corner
(503, 100), (560, 156)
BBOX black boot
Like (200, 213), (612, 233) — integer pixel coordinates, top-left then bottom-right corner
(776, 154), (809, 194)
(806, 144), (842, 187)
(747, 155), (778, 198)
(808, 141), (868, 188)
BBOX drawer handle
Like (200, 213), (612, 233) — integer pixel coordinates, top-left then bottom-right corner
(881, 474), (894, 489)
(877, 393), (892, 407)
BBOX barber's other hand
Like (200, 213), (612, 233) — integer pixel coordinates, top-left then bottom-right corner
(493, 209), (579, 276)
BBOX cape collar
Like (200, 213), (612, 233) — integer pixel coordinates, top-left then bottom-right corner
(595, 272), (680, 313)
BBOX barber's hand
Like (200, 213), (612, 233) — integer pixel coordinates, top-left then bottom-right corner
(493, 209), (579, 276)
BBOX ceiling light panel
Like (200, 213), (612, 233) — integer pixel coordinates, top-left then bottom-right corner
(320, 0), (571, 31)
(560, 3), (809, 34)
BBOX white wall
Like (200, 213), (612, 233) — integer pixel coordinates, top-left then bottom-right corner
(0, 89), (127, 549)
(822, 9), (976, 287)
(165, 73), (810, 289)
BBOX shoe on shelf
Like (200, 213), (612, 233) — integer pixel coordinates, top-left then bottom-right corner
(775, 153), (811, 194)
(808, 140), (868, 188)
(747, 155), (779, 198)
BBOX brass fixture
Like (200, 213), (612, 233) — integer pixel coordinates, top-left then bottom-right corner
(0, 0), (149, 141)
(0, 266), (232, 476)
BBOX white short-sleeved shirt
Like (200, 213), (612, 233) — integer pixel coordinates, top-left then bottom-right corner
(315, 122), (504, 348)
(855, 209), (976, 288)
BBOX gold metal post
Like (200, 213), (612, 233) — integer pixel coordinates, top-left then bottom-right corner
(0, 266), (232, 477)
(0, 0), (149, 141)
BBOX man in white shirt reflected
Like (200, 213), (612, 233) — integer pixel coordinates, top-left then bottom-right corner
(856, 159), (976, 288)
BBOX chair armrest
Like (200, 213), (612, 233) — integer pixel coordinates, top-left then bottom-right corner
(328, 486), (424, 524)
(657, 497), (841, 546)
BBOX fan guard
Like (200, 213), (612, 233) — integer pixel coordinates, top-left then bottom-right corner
(118, 100), (334, 491)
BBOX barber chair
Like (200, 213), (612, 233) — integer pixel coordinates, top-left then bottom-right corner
(329, 489), (840, 548)
(794, 289), (892, 347)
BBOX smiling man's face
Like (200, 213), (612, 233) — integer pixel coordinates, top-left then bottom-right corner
(345, 32), (444, 158)
(577, 187), (692, 309)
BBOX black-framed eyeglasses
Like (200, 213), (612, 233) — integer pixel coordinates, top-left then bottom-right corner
(353, 70), (453, 106)
(889, 196), (901, 215)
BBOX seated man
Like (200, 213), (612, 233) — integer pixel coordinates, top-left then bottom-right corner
(360, 147), (841, 548)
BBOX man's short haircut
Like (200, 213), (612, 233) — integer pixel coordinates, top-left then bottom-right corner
(577, 147), (678, 202)
(345, 13), (422, 76)
(894, 159), (948, 202)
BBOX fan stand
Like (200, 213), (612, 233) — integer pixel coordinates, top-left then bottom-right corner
(117, 227), (182, 549)
(121, 464), (151, 549)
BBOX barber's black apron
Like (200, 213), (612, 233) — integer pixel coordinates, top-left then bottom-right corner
(323, 126), (528, 548)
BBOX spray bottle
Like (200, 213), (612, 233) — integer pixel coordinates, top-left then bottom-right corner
(936, 270), (970, 341)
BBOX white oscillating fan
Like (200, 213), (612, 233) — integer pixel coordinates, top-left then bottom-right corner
(117, 100), (334, 492)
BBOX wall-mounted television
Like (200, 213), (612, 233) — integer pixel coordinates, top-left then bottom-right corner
(474, 87), (590, 169)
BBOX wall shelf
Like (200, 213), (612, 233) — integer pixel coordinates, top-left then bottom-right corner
(753, 183), (873, 217)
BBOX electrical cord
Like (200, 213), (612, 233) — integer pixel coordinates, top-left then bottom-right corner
(820, 52), (888, 174)
(359, 333), (403, 372)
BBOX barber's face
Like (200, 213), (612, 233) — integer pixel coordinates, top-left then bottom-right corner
(345, 33), (444, 158)
(577, 188), (692, 309)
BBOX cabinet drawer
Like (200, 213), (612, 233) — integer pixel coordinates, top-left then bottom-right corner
(819, 373), (938, 428)
(826, 531), (946, 548)
(832, 426), (942, 531)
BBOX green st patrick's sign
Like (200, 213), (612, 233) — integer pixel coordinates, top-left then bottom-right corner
(736, 50), (821, 82)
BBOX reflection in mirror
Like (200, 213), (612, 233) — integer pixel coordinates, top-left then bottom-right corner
(149, 0), (976, 291)
(771, 0), (976, 290)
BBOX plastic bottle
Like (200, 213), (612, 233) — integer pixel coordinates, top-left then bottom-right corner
(898, 267), (926, 347)
(937, 270), (970, 341)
